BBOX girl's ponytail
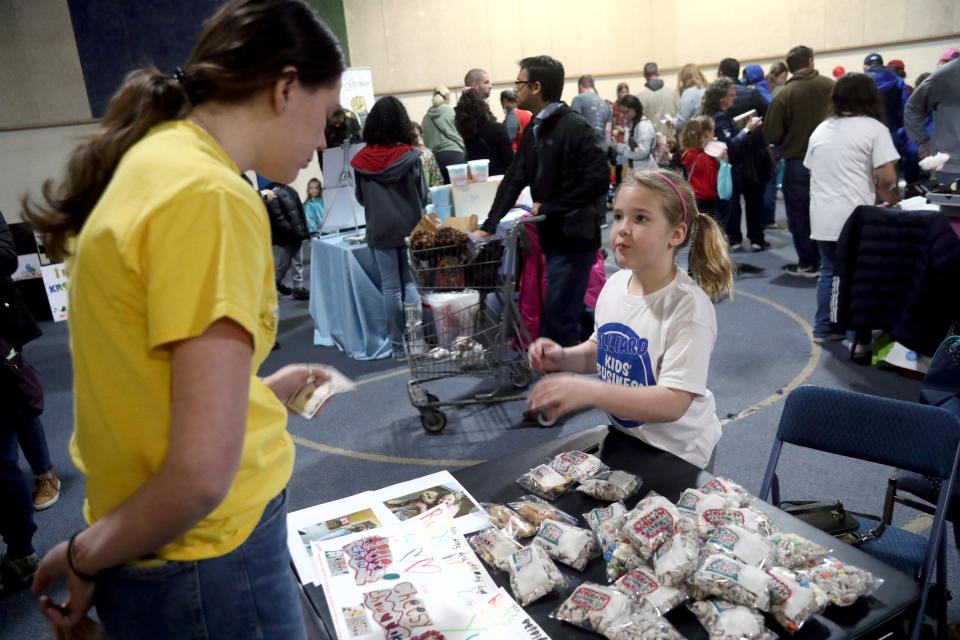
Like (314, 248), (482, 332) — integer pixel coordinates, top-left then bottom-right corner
(23, 68), (188, 260)
(688, 211), (735, 301)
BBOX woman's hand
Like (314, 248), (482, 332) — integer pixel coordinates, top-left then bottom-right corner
(32, 541), (97, 628)
(745, 116), (763, 132)
(527, 374), (597, 420)
(528, 338), (564, 373)
(263, 364), (330, 411)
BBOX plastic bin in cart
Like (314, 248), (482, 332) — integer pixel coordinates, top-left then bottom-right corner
(403, 216), (543, 432)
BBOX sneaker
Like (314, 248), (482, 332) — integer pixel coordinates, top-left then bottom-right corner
(33, 472), (60, 511)
(750, 241), (771, 252)
(730, 243), (745, 253)
(276, 283), (292, 295)
(843, 339), (872, 359)
(783, 264), (820, 278)
(0, 552), (39, 594)
(765, 222), (787, 231)
(813, 333), (845, 344)
(291, 287), (310, 301)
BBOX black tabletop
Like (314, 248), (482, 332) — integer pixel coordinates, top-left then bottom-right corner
(300, 426), (918, 639)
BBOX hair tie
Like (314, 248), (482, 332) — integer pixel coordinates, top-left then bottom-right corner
(649, 172), (689, 224)
(172, 67), (186, 84)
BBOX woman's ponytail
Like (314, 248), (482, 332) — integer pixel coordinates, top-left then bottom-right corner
(688, 211), (736, 301)
(22, 67), (188, 261)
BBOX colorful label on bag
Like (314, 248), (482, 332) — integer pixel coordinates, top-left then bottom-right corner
(677, 492), (701, 512)
(710, 527), (741, 552)
(620, 569), (660, 596)
(702, 509), (745, 528)
(701, 479), (730, 495)
(571, 586), (612, 611)
(511, 547), (534, 571)
(705, 557), (742, 581)
(537, 522), (563, 546)
(769, 574), (793, 606)
(633, 507), (675, 539)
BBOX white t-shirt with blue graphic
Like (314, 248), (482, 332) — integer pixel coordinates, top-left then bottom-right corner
(591, 268), (721, 468)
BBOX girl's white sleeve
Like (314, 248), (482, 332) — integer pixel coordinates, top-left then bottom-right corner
(618, 122), (656, 161)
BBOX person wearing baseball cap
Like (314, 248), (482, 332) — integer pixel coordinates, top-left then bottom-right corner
(887, 59), (913, 95)
(863, 52), (910, 132)
(940, 47), (960, 66)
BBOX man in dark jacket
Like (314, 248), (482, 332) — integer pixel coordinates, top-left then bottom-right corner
(863, 53), (910, 133)
(764, 45), (834, 277)
(262, 183), (310, 299)
(477, 55), (609, 347)
(718, 57), (768, 119)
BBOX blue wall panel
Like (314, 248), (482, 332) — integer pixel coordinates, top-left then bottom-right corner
(67, 0), (221, 117)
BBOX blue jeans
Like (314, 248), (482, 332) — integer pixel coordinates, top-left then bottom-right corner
(0, 410), (36, 558)
(16, 412), (52, 476)
(542, 251), (596, 347)
(95, 491), (305, 640)
(782, 159), (820, 269)
(372, 247), (420, 350)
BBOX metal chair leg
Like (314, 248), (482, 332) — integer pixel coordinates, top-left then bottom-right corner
(883, 475), (898, 525)
(937, 537), (948, 640)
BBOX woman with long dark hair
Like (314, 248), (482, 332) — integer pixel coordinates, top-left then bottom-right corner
(615, 94), (657, 171)
(804, 73), (900, 342)
(24, 1), (344, 636)
(351, 96), (427, 360)
(454, 90), (514, 176)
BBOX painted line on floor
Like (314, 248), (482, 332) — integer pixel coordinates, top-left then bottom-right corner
(291, 434), (484, 467)
(295, 288), (819, 464)
(720, 290), (821, 426)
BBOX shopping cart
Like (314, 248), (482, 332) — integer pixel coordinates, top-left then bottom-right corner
(403, 216), (543, 432)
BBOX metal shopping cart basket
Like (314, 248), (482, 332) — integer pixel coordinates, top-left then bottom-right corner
(403, 216), (543, 432)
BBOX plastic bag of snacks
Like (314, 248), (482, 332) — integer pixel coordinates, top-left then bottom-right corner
(508, 495), (579, 527)
(517, 464), (575, 500)
(603, 610), (686, 640)
(652, 533), (699, 586)
(766, 566), (829, 633)
(482, 503), (537, 538)
(577, 470), (643, 502)
(468, 527), (523, 571)
(692, 554), (772, 611)
(706, 525), (774, 568)
(688, 600), (774, 640)
(549, 450), (608, 482)
(768, 533), (829, 569)
(699, 477), (756, 508)
(696, 507), (777, 540)
(551, 582), (635, 634)
(505, 544), (566, 606)
(534, 519), (599, 571)
(585, 503), (629, 538)
(615, 567), (689, 615)
(622, 493), (682, 560)
(606, 537), (645, 582)
(797, 556), (882, 607)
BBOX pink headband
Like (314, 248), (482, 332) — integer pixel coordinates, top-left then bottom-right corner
(649, 172), (689, 224)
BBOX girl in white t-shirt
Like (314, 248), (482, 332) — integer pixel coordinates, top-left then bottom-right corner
(527, 169), (735, 468)
(804, 73), (900, 342)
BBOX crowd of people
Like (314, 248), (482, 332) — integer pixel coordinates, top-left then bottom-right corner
(0, 0), (957, 636)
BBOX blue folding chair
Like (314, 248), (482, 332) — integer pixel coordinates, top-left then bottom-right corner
(759, 385), (960, 640)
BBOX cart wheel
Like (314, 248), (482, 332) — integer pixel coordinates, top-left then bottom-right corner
(421, 410), (447, 433)
(509, 366), (533, 389)
(537, 413), (558, 428)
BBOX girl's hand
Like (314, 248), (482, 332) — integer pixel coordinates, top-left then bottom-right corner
(527, 374), (596, 420)
(263, 364), (331, 411)
(32, 541), (97, 628)
(745, 116), (763, 132)
(528, 338), (564, 373)
(720, 149), (729, 163)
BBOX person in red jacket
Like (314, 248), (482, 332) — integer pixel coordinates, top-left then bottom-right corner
(680, 115), (727, 219)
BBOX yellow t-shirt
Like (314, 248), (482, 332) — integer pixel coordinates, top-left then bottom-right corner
(68, 119), (294, 561)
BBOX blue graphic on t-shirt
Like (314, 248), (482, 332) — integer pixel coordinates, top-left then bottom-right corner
(595, 322), (656, 428)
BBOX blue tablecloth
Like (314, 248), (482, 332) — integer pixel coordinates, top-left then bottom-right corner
(309, 233), (391, 360)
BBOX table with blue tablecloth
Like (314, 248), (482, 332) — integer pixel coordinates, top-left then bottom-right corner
(309, 232), (391, 360)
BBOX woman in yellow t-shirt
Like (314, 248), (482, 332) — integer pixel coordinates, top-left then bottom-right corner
(23, 1), (344, 637)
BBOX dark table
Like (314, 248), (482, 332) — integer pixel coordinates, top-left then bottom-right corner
(300, 426), (919, 639)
